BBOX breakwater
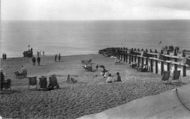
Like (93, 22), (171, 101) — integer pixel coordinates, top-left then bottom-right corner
(99, 47), (190, 77)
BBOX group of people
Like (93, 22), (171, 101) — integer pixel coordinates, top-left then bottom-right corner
(97, 65), (122, 83)
(55, 53), (61, 62)
(32, 56), (41, 66)
(106, 72), (121, 83)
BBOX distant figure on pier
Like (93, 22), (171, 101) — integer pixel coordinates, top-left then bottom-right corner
(32, 57), (36, 65)
(58, 53), (61, 62)
(55, 54), (57, 62)
(43, 51), (45, 56)
(37, 56), (41, 65)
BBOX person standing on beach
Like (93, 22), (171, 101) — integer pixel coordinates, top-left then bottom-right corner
(58, 53), (61, 62)
(37, 56), (41, 65)
(37, 51), (40, 57)
(96, 64), (99, 71)
(55, 54), (57, 62)
(0, 69), (5, 91)
(32, 57), (36, 65)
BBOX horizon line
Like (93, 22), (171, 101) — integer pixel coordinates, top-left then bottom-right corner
(1, 19), (190, 22)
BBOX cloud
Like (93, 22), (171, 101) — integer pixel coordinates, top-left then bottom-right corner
(149, 0), (190, 11)
(1, 0), (190, 20)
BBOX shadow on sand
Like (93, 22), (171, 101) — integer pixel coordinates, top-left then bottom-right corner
(0, 90), (21, 94)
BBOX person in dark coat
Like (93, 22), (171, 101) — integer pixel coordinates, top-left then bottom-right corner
(37, 57), (41, 65)
(0, 69), (5, 90)
(115, 72), (122, 82)
(32, 57), (36, 65)
(96, 64), (99, 71)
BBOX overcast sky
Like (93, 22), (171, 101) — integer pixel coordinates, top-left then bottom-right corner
(1, 0), (190, 21)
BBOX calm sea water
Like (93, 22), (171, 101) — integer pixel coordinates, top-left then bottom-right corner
(1, 20), (190, 57)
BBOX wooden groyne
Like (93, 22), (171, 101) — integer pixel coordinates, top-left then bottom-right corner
(99, 47), (190, 77)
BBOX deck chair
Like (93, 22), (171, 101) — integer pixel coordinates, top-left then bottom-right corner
(172, 70), (181, 82)
(48, 75), (59, 90)
(161, 71), (170, 83)
(28, 76), (37, 89)
(2, 79), (11, 90)
(82, 65), (93, 72)
(39, 76), (47, 89)
(130, 62), (137, 68)
(15, 70), (27, 79)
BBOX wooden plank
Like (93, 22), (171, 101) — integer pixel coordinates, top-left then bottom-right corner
(162, 54), (184, 59)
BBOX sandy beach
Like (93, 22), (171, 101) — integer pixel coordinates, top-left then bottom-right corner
(1, 54), (190, 118)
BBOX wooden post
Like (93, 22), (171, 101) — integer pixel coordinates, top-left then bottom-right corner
(167, 62), (170, 72)
(131, 48), (133, 61)
(161, 61), (164, 75)
(183, 65), (186, 77)
(155, 60), (158, 74)
(135, 55), (137, 63)
(0, 76), (2, 91)
(119, 48), (121, 60)
(129, 54), (131, 64)
(121, 48), (123, 61)
(182, 50), (186, 77)
(131, 54), (134, 63)
(138, 56), (140, 67)
(120, 48), (122, 60)
(141, 57), (144, 68)
(174, 49), (178, 71)
(123, 48), (126, 62)
(125, 49), (128, 63)
(146, 57), (148, 65)
(174, 62), (178, 71)
(150, 59), (153, 72)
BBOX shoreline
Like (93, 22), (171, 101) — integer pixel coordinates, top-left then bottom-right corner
(0, 53), (98, 60)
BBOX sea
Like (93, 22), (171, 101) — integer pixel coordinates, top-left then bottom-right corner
(1, 20), (190, 58)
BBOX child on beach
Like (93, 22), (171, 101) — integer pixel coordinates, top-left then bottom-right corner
(115, 72), (122, 82)
(37, 57), (41, 65)
(106, 73), (113, 83)
(32, 57), (36, 65)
